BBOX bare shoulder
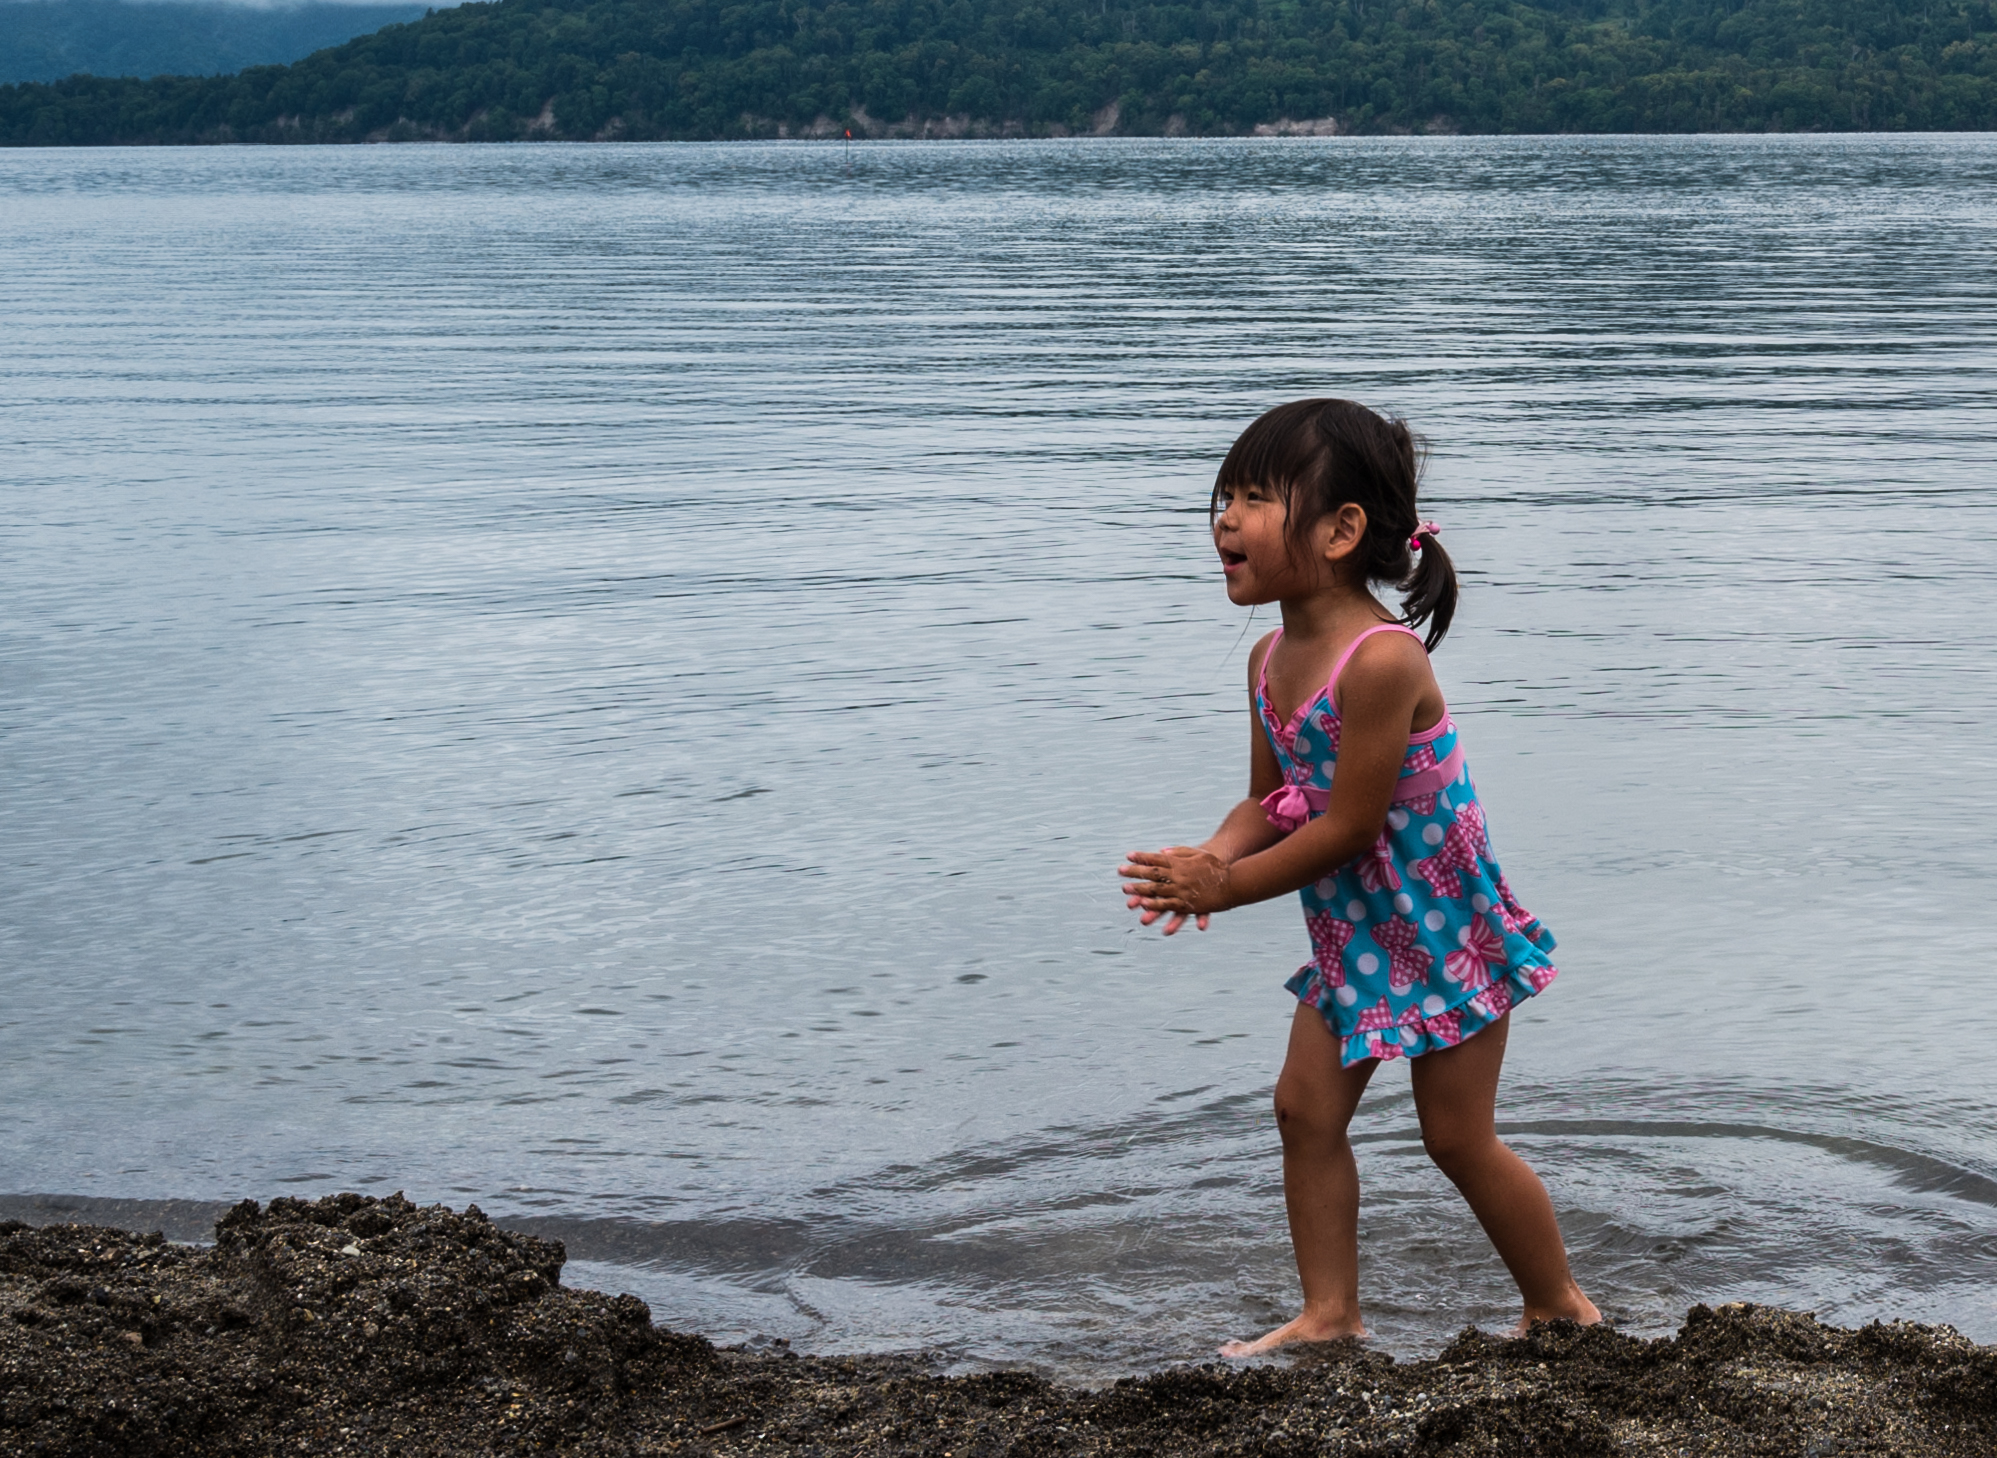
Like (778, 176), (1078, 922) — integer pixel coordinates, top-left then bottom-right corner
(1336, 625), (1437, 704)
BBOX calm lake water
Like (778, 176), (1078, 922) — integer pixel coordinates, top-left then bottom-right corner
(4, 136), (1997, 1376)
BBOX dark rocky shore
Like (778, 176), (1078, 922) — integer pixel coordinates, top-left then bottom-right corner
(4, 1195), (1994, 1456)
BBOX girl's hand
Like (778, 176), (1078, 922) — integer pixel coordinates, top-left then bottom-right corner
(1119, 847), (1231, 934)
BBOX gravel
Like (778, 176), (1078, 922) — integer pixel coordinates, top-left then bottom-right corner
(5, 1193), (1994, 1456)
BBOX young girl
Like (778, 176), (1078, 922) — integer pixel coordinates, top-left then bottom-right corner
(1119, 399), (1599, 1355)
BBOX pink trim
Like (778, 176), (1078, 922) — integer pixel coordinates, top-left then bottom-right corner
(1391, 742), (1465, 803)
(1254, 627), (1284, 728)
(1408, 714), (1453, 746)
(1328, 623), (1425, 712)
(1256, 628), (1321, 743)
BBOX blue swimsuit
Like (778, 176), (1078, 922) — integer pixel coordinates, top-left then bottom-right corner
(1256, 623), (1559, 1067)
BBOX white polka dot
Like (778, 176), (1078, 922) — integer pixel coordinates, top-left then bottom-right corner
(1438, 791), (1453, 811)
(1458, 926), (1474, 945)
(1423, 995), (1446, 1016)
(1334, 985), (1358, 1007)
(1399, 1027), (1418, 1046)
(1471, 893), (1492, 913)
(1424, 909), (1446, 931)
(1346, 899), (1367, 920)
(1315, 877), (1339, 898)
(1386, 809), (1409, 831)
(1393, 893), (1414, 915)
(1294, 735), (1311, 754)
(1421, 823), (1445, 846)
(1357, 953), (1379, 975)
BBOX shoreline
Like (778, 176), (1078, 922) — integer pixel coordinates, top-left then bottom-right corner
(5, 1194), (1994, 1456)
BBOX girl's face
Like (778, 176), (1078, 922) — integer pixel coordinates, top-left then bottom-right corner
(1214, 484), (1369, 606)
(1214, 482), (1319, 605)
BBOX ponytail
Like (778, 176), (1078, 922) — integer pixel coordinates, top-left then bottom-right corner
(1401, 526), (1456, 651)
(1381, 416), (1455, 651)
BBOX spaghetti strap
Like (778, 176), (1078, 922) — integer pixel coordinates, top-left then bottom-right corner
(1328, 622), (1425, 708)
(1254, 627), (1285, 712)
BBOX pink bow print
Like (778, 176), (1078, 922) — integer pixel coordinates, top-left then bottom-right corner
(1491, 867), (1537, 935)
(1356, 832), (1402, 892)
(1304, 912), (1355, 986)
(1470, 981), (1515, 1021)
(1354, 997), (1399, 1034)
(1370, 916), (1434, 994)
(1444, 915), (1506, 991)
(1412, 802), (1488, 899)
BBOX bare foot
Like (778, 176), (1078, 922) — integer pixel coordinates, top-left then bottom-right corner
(1508, 1289), (1602, 1338)
(1219, 1311), (1368, 1358)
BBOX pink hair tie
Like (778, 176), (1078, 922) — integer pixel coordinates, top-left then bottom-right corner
(1409, 520), (1441, 551)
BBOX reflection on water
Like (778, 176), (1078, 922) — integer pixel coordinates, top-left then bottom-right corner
(3, 136), (1996, 1374)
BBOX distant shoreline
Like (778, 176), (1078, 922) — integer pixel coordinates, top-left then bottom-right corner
(4, 128), (1995, 154)
(4, 1192), (1994, 1455)
(5, 0), (1993, 148)
(7, 117), (1996, 148)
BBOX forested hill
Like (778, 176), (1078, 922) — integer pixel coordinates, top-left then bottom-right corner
(0, 0), (426, 87)
(3, 0), (1995, 143)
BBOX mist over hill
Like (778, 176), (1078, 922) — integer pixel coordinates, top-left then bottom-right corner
(2, 0), (1993, 142)
(0, 0), (427, 85)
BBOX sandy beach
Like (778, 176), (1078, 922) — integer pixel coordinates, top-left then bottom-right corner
(3, 1193), (1993, 1456)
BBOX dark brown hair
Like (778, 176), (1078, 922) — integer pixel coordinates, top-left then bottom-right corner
(1212, 398), (1457, 649)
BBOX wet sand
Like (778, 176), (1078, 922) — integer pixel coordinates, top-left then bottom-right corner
(4, 1194), (1993, 1456)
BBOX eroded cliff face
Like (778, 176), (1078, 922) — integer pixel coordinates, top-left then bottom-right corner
(5, 1193), (1997, 1457)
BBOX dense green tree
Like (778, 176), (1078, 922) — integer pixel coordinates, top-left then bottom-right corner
(2, 0), (1993, 142)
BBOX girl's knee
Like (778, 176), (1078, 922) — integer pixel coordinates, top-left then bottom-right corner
(1271, 1081), (1308, 1140)
(1273, 1077), (1344, 1148)
(1421, 1125), (1498, 1181)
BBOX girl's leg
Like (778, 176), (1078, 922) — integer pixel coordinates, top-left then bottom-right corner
(1220, 1003), (1378, 1356)
(1407, 1014), (1599, 1333)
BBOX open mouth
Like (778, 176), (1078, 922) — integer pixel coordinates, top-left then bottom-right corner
(1219, 549), (1246, 572)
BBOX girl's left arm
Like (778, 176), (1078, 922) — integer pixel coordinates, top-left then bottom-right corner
(1122, 641), (1427, 917)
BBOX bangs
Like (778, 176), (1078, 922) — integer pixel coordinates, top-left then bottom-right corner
(1210, 398), (1335, 518)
